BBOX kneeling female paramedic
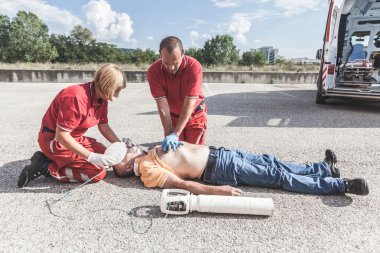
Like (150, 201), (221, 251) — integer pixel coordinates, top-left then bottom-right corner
(18, 64), (126, 187)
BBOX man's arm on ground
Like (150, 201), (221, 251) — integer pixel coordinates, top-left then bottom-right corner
(162, 173), (242, 196)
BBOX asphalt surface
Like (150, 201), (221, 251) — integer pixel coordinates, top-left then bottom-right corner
(0, 82), (379, 253)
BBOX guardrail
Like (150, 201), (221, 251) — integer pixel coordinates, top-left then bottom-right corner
(0, 70), (318, 84)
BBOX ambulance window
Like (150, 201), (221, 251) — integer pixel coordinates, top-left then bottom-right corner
(374, 32), (380, 48)
(350, 31), (370, 47)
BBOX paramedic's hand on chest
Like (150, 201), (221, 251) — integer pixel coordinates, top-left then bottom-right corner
(159, 97), (197, 152)
(161, 133), (183, 152)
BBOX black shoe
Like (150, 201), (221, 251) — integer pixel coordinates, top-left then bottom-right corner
(17, 151), (49, 188)
(324, 149), (340, 178)
(344, 178), (369, 195)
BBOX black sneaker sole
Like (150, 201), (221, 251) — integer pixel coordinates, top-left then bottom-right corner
(354, 179), (369, 196)
(325, 149), (340, 178)
(325, 149), (337, 163)
(345, 178), (369, 196)
(17, 151), (48, 188)
(17, 165), (31, 188)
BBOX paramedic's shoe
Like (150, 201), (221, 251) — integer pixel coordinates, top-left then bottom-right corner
(17, 151), (50, 188)
(344, 178), (369, 196)
(324, 149), (340, 178)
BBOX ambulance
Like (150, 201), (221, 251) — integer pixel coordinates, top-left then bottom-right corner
(316, 0), (380, 104)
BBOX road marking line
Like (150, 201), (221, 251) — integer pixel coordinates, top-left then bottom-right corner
(203, 83), (214, 96)
(127, 86), (148, 96)
(275, 91), (298, 98)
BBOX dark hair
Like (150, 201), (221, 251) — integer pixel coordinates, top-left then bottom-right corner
(113, 167), (135, 178)
(159, 36), (183, 53)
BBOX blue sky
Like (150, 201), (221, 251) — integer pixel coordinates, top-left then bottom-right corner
(0, 0), (330, 59)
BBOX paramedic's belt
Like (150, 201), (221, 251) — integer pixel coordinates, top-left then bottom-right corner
(194, 100), (205, 113)
(170, 100), (205, 118)
(42, 126), (55, 134)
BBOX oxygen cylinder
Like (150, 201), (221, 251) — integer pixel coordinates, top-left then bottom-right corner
(160, 189), (274, 216)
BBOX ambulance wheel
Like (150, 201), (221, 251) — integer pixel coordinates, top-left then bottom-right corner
(316, 92), (326, 104)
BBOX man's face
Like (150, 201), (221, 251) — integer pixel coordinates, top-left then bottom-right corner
(113, 149), (142, 177)
(160, 47), (184, 75)
(124, 152), (138, 173)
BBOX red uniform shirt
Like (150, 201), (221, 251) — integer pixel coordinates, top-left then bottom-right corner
(147, 55), (204, 116)
(40, 82), (108, 138)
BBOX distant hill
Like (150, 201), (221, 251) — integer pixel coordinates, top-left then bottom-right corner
(120, 48), (135, 53)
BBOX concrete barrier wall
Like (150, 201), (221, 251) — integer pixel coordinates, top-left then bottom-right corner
(0, 69), (318, 84)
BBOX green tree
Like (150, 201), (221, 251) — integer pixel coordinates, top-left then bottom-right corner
(239, 49), (266, 66)
(131, 48), (159, 65)
(8, 11), (57, 62)
(0, 14), (11, 61)
(202, 34), (239, 66)
(88, 42), (122, 63)
(118, 49), (133, 64)
(70, 25), (94, 45)
(185, 47), (204, 64)
(275, 55), (287, 66)
(50, 34), (79, 63)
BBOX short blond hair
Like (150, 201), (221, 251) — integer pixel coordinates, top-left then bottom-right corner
(93, 64), (126, 100)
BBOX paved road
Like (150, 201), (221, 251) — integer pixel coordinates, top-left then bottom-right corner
(0, 82), (379, 253)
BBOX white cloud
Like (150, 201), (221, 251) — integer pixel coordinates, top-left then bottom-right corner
(274, 0), (324, 17)
(146, 36), (154, 41)
(211, 0), (241, 8)
(82, 0), (134, 44)
(0, 0), (81, 34)
(202, 34), (212, 40)
(190, 31), (200, 47)
(187, 18), (208, 29)
(252, 9), (273, 20)
(228, 13), (253, 44)
(254, 39), (261, 43)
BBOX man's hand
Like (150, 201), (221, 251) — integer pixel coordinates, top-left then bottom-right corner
(161, 133), (183, 152)
(216, 185), (243, 196)
(122, 137), (136, 148)
(87, 152), (118, 167)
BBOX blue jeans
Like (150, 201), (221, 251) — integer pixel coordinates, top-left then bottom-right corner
(204, 147), (345, 195)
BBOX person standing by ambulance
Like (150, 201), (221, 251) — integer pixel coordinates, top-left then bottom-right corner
(147, 36), (207, 152)
(18, 64), (126, 187)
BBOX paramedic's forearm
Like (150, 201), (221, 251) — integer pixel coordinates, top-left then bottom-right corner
(173, 97), (197, 136)
(156, 98), (173, 136)
(55, 127), (91, 159)
(98, 124), (120, 143)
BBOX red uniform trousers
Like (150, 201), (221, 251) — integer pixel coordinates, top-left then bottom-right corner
(171, 109), (207, 145)
(38, 131), (106, 183)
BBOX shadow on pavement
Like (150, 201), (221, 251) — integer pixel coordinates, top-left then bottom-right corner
(138, 90), (380, 128)
(206, 90), (380, 128)
(319, 195), (353, 207)
(0, 159), (148, 194)
(0, 141), (162, 194)
(130, 204), (271, 220)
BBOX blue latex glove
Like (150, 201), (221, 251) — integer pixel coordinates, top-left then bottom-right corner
(161, 133), (183, 152)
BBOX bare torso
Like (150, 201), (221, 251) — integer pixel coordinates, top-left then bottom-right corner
(155, 142), (210, 179)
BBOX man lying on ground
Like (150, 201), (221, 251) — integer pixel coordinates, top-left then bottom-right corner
(113, 142), (369, 196)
